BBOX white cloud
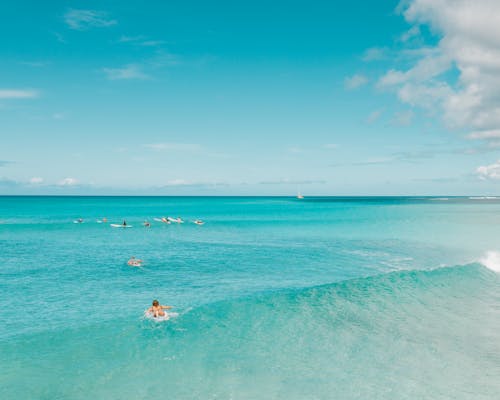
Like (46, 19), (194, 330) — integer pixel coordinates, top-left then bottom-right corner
(29, 177), (44, 184)
(477, 160), (500, 180)
(102, 65), (149, 80)
(380, 0), (500, 141)
(58, 177), (78, 186)
(64, 9), (117, 30)
(0, 89), (38, 99)
(344, 74), (369, 90)
(324, 143), (338, 149)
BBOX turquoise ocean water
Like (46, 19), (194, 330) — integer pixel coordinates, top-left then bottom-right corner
(1, 196), (499, 399)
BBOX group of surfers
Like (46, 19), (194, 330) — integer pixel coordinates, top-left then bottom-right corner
(75, 217), (204, 226)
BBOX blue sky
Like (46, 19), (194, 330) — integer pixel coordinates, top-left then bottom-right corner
(2, 0), (500, 195)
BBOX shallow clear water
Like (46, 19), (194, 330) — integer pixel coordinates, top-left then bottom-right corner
(1, 196), (499, 399)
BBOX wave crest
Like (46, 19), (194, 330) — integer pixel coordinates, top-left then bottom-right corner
(480, 251), (500, 273)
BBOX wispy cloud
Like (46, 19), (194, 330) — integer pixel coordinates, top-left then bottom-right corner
(58, 177), (79, 186)
(148, 50), (182, 68)
(351, 157), (396, 166)
(324, 143), (338, 149)
(391, 110), (414, 126)
(286, 146), (303, 154)
(52, 113), (65, 120)
(0, 160), (13, 167)
(143, 143), (202, 152)
(102, 64), (149, 80)
(259, 179), (326, 185)
(118, 35), (165, 47)
(29, 177), (44, 184)
(366, 109), (384, 124)
(64, 9), (117, 30)
(20, 61), (50, 68)
(362, 47), (388, 62)
(0, 89), (38, 99)
(344, 74), (369, 90)
(468, 130), (500, 140)
(399, 25), (420, 42)
(162, 179), (228, 188)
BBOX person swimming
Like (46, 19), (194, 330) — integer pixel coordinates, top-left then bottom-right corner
(127, 256), (143, 267)
(145, 299), (172, 318)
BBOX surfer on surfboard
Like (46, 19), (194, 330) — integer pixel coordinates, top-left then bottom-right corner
(145, 300), (172, 318)
(127, 256), (143, 267)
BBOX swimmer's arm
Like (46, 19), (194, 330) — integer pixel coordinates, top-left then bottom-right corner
(161, 305), (173, 310)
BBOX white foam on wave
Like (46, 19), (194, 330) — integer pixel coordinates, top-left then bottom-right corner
(479, 251), (500, 273)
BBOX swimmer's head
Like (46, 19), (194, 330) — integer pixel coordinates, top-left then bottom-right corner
(152, 300), (159, 306)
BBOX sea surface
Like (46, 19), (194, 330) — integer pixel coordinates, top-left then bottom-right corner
(1, 196), (499, 399)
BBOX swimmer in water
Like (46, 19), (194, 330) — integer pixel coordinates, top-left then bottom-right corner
(146, 300), (172, 318)
(127, 256), (143, 267)
(143, 221), (151, 227)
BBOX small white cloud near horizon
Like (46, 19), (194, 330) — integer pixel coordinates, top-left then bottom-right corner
(259, 178), (326, 185)
(64, 9), (117, 30)
(0, 89), (38, 99)
(58, 177), (79, 186)
(344, 74), (369, 90)
(477, 160), (500, 180)
(102, 65), (149, 80)
(324, 143), (338, 149)
(29, 177), (44, 184)
(164, 179), (190, 186)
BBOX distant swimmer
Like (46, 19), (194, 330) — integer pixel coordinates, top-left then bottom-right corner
(122, 220), (127, 227)
(102, 217), (107, 223)
(76, 218), (83, 223)
(161, 217), (170, 224)
(143, 221), (151, 227)
(194, 219), (205, 225)
(127, 256), (143, 267)
(145, 300), (172, 318)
